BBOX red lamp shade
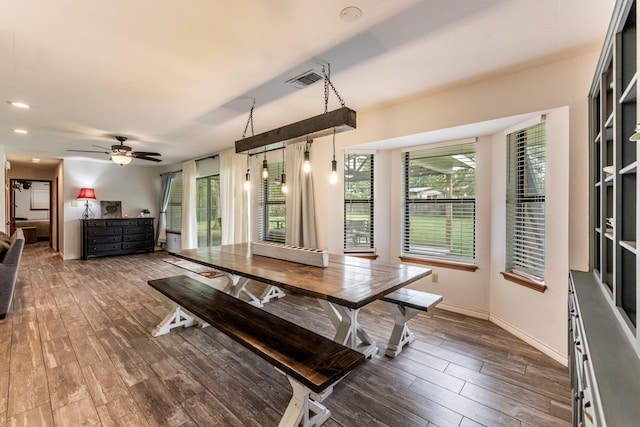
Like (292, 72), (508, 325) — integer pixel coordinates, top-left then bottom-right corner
(77, 188), (96, 200)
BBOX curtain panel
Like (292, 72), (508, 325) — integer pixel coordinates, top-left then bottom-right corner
(220, 148), (249, 244)
(285, 143), (318, 248)
(181, 160), (198, 249)
(156, 171), (173, 245)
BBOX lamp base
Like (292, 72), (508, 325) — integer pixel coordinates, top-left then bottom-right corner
(81, 201), (95, 219)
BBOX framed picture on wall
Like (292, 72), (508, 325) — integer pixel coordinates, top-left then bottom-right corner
(101, 201), (122, 218)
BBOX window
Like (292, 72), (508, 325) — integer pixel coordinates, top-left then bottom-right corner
(344, 153), (374, 252)
(402, 143), (476, 263)
(196, 175), (221, 247)
(505, 122), (546, 282)
(259, 161), (286, 243)
(166, 176), (182, 230)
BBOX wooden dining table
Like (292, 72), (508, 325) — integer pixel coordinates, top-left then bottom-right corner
(169, 243), (431, 357)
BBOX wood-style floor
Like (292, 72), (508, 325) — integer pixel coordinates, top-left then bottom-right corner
(0, 243), (571, 426)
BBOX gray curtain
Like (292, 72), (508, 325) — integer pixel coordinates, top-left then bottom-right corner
(156, 172), (174, 245)
(285, 143), (317, 248)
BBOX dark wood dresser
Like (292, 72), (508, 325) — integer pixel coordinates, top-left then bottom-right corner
(81, 218), (155, 260)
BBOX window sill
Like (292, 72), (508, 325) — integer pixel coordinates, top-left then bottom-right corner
(500, 271), (546, 293)
(399, 256), (478, 272)
(345, 253), (378, 260)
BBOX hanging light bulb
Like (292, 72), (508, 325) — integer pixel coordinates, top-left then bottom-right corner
(330, 128), (338, 184)
(303, 140), (311, 173)
(244, 168), (251, 191)
(281, 145), (287, 193)
(262, 147), (269, 180)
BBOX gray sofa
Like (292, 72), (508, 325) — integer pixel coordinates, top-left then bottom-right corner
(0, 229), (25, 319)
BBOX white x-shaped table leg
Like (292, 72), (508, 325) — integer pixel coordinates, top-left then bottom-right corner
(317, 299), (377, 358)
(222, 272), (263, 307)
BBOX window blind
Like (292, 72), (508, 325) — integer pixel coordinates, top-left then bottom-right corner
(258, 161), (286, 243)
(167, 176), (182, 230)
(506, 122), (546, 280)
(402, 143), (476, 262)
(344, 153), (374, 252)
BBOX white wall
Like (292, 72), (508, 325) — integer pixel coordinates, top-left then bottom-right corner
(62, 159), (161, 260)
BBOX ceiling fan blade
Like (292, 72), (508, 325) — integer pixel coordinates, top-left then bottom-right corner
(131, 151), (161, 157)
(92, 144), (112, 151)
(135, 156), (163, 162)
(67, 149), (110, 154)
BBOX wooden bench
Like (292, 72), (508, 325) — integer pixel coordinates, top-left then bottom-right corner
(148, 275), (365, 427)
(380, 288), (443, 357)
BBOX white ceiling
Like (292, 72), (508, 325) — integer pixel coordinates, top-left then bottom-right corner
(0, 0), (616, 167)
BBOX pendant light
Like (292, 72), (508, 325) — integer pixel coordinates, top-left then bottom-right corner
(281, 145), (288, 194)
(330, 128), (338, 184)
(303, 139), (311, 173)
(262, 147), (269, 180)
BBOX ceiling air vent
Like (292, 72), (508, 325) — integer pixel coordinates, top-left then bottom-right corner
(286, 69), (323, 89)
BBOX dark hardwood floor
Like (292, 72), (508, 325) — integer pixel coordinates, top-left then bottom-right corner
(0, 243), (571, 426)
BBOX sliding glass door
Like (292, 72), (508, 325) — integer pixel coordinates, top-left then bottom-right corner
(196, 175), (221, 247)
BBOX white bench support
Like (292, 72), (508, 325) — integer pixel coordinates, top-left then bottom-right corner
(261, 285), (286, 304)
(380, 289), (442, 357)
(317, 299), (377, 358)
(382, 302), (420, 357)
(279, 375), (331, 427)
(153, 306), (198, 337)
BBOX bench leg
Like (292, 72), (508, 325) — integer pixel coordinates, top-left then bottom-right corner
(279, 376), (331, 427)
(260, 285), (286, 304)
(152, 306), (197, 337)
(222, 273), (263, 307)
(383, 302), (421, 357)
(317, 300), (377, 358)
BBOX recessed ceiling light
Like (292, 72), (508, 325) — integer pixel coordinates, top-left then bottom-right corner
(8, 101), (30, 109)
(31, 158), (41, 163)
(12, 129), (28, 134)
(340, 6), (362, 22)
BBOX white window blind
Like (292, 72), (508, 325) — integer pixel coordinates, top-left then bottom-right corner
(506, 122), (546, 281)
(258, 161), (286, 243)
(344, 153), (374, 252)
(167, 176), (182, 230)
(402, 143), (476, 262)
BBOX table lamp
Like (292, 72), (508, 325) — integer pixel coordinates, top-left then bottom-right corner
(77, 188), (96, 219)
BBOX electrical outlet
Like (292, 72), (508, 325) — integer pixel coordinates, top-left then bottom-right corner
(431, 272), (438, 283)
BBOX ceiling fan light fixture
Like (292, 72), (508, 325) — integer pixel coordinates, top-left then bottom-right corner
(111, 154), (132, 166)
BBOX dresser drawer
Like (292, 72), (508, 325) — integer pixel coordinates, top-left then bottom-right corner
(86, 242), (122, 253)
(123, 226), (153, 235)
(123, 240), (153, 250)
(87, 227), (122, 237)
(86, 235), (122, 245)
(123, 233), (153, 242)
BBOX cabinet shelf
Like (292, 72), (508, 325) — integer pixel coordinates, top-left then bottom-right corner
(620, 73), (638, 103)
(620, 161), (638, 174)
(605, 231), (614, 240)
(605, 112), (615, 128)
(620, 240), (637, 254)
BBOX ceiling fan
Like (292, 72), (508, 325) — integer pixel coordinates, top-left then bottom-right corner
(68, 136), (162, 165)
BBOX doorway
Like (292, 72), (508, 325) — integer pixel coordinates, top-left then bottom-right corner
(10, 179), (52, 244)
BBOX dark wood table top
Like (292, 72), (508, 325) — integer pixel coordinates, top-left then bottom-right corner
(170, 243), (432, 309)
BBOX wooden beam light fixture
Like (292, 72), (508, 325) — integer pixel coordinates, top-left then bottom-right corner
(235, 107), (356, 154)
(235, 63), (356, 154)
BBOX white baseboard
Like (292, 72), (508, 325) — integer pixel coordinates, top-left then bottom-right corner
(489, 314), (568, 366)
(435, 304), (568, 366)
(438, 302), (489, 320)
